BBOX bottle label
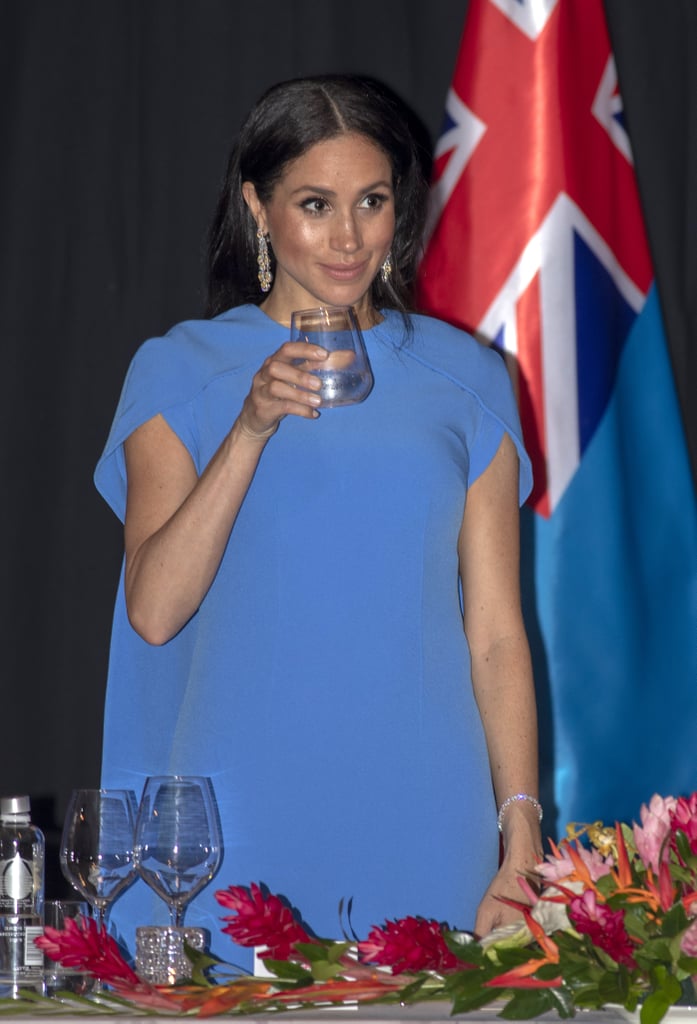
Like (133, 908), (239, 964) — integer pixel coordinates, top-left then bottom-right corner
(0, 857), (33, 907)
(0, 915), (42, 981)
(23, 925), (43, 968)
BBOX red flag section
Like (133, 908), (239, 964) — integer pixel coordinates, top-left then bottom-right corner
(418, 0), (653, 515)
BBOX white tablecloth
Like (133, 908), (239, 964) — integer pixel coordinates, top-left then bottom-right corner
(2, 1002), (628, 1023)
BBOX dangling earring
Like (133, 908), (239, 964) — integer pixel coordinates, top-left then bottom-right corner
(256, 228), (272, 293)
(380, 252), (393, 284)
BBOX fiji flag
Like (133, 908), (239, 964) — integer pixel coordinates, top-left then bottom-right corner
(419, 0), (697, 834)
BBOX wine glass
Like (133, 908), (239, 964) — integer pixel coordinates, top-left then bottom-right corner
(133, 775), (222, 927)
(290, 305), (374, 407)
(60, 788), (138, 933)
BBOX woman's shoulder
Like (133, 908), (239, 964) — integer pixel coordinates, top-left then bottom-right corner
(94, 305), (277, 520)
(388, 311), (511, 389)
(132, 304), (272, 383)
(398, 312), (532, 502)
(411, 311), (495, 354)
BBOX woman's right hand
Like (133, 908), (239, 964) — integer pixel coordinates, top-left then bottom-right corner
(123, 341), (329, 644)
(237, 341), (328, 441)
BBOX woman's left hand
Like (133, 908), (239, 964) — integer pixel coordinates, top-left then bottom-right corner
(474, 799), (543, 937)
(473, 855), (538, 937)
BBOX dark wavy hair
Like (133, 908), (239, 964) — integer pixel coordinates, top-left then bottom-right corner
(205, 74), (430, 320)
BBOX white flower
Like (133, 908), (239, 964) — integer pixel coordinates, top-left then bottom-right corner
(479, 921), (532, 954)
(531, 896), (573, 935)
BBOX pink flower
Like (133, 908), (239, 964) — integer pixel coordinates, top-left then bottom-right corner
(568, 890), (636, 969)
(536, 843), (612, 885)
(215, 883), (314, 961)
(357, 916), (462, 974)
(634, 793), (677, 872)
(680, 918), (697, 957)
(35, 914), (140, 986)
(671, 794), (697, 857)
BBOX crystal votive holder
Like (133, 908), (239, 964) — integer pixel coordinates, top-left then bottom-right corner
(135, 926), (207, 985)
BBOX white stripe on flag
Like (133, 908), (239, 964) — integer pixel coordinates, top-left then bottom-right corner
(488, 0), (560, 41)
(477, 193), (646, 512)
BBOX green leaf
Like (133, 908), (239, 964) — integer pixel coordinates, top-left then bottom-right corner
(621, 823), (639, 855)
(675, 831), (692, 866)
(487, 945), (547, 971)
(0, 988), (140, 1015)
(636, 938), (677, 968)
(309, 961), (344, 981)
(595, 966), (634, 1007)
(449, 987), (499, 1015)
(499, 988), (557, 1019)
(623, 908), (651, 943)
(393, 977), (434, 1003)
(260, 957), (313, 981)
(295, 940), (351, 964)
(677, 955), (697, 977)
(640, 991), (673, 1024)
(545, 986), (577, 1018)
(661, 902), (690, 938)
(635, 965), (684, 1024)
(443, 930), (484, 963)
(183, 942), (222, 986)
(446, 974), (500, 1015)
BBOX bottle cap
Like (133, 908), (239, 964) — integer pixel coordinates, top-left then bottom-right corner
(0, 795), (30, 817)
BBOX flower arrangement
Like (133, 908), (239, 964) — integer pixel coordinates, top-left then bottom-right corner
(26, 793), (697, 1022)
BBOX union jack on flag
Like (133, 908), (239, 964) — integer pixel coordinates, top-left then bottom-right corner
(418, 0), (654, 516)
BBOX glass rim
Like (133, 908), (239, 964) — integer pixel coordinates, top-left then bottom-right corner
(290, 304), (355, 316)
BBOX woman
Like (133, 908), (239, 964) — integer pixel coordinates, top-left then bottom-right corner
(95, 74), (542, 967)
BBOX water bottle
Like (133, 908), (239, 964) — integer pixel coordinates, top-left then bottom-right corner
(0, 796), (45, 995)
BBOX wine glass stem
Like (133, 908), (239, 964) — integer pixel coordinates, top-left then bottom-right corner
(92, 905), (108, 992)
(170, 904), (183, 927)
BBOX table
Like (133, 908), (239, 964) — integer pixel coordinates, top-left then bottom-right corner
(2, 1003), (628, 1024)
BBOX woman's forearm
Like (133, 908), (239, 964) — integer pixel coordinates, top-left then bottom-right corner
(124, 418), (271, 645)
(470, 632), (542, 851)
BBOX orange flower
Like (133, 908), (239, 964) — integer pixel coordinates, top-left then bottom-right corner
(485, 900), (562, 990)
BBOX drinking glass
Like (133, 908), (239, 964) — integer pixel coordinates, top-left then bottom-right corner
(290, 305), (374, 407)
(59, 788), (138, 934)
(42, 899), (94, 996)
(133, 776), (222, 927)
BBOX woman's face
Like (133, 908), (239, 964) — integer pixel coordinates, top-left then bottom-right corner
(243, 133), (396, 326)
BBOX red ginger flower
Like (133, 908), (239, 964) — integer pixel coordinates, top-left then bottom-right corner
(568, 890), (637, 968)
(357, 916), (462, 974)
(35, 914), (140, 986)
(215, 883), (314, 961)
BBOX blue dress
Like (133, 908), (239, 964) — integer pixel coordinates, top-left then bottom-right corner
(95, 304), (532, 969)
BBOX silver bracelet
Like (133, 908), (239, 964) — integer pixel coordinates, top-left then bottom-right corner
(497, 793), (543, 833)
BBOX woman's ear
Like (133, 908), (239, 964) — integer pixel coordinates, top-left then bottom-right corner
(242, 182), (267, 234)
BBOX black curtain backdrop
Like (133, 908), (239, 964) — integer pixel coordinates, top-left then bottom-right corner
(1, 1), (695, 897)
